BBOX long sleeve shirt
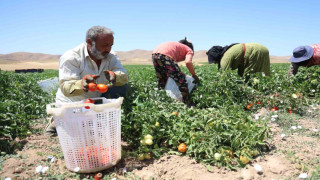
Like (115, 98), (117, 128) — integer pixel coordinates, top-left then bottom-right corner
(55, 43), (128, 103)
(220, 43), (270, 76)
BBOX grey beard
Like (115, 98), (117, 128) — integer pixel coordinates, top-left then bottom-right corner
(90, 43), (108, 60)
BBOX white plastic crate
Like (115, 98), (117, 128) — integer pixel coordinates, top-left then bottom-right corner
(46, 97), (123, 173)
(165, 75), (195, 102)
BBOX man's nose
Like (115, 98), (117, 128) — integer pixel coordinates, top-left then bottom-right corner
(106, 46), (112, 52)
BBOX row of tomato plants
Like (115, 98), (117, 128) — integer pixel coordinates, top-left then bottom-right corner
(0, 70), (56, 153)
(121, 64), (319, 169)
(1, 64), (319, 168)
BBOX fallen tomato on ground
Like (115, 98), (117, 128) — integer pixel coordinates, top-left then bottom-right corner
(240, 155), (250, 164)
(178, 143), (187, 153)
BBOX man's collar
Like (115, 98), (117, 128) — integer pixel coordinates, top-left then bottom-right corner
(84, 42), (90, 59)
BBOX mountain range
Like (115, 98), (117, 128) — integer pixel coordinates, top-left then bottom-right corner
(0, 50), (290, 70)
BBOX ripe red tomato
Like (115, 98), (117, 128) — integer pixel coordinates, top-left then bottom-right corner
(84, 99), (94, 109)
(271, 106), (279, 111)
(84, 99), (94, 103)
(178, 143), (187, 153)
(257, 101), (261, 105)
(88, 83), (97, 92)
(97, 84), (108, 93)
(94, 173), (103, 180)
(296, 93), (302, 99)
(246, 103), (253, 110)
(172, 111), (178, 116)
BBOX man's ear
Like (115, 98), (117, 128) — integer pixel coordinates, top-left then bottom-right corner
(86, 38), (92, 46)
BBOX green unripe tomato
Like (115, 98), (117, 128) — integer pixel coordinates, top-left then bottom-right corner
(145, 139), (153, 145)
(138, 154), (145, 161)
(144, 153), (151, 160)
(144, 134), (153, 140)
(214, 153), (221, 161)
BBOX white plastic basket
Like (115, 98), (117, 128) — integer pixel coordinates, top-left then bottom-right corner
(165, 75), (195, 102)
(46, 97), (123, 173)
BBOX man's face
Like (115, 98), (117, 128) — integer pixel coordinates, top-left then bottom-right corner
(88, 34), (114, 60)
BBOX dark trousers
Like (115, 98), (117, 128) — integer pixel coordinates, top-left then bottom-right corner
(101, 83), (130, 99)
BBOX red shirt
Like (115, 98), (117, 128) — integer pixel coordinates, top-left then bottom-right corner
(308, 44), (320, 66)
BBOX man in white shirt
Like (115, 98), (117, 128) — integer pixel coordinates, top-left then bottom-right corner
(45, 25), (129, 137)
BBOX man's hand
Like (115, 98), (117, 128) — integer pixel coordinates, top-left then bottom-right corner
(81, 74), (99, 92)
(192, 75), (200, 84)
(104, 71), (116, 85)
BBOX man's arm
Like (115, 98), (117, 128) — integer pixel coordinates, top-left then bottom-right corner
(107, 55), (129, 86)
(58, 54), (84, 97)
(288, 63), (299, 76)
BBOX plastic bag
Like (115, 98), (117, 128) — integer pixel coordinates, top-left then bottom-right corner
(165, 75), (195, 102)
(38, 77), (59, 93)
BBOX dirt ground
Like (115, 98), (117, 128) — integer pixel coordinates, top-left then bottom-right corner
(1, 108), (319, 180)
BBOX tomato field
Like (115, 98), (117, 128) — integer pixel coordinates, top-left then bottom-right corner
(0, 70), (57, 153)
(0, 64), (320, 179)
(121, 64), (319, 169)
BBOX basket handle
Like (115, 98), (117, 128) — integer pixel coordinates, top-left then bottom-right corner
(46, 97), (124, 116)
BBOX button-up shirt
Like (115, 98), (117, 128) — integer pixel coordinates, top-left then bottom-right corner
(55, 43), (128, 103)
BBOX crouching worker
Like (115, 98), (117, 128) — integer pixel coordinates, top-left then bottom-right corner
(152, 38), (200, 107)
(288, 44), (320, 76)
(44, 25), (129, 137)
(207, 43), (271, 77)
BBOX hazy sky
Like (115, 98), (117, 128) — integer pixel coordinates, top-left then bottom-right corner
(0, 0), (319, 56)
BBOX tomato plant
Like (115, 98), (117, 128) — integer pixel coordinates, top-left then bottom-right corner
(0, 69), (57, 153)
(3, 64), (320, 169)
(120, 64), (320, 169)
